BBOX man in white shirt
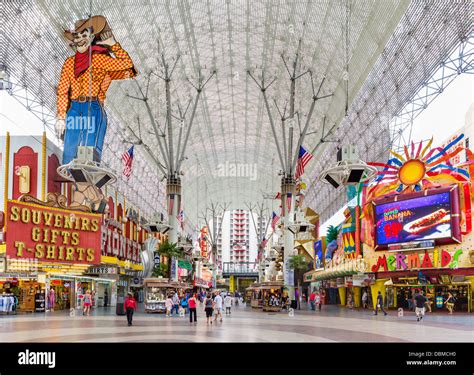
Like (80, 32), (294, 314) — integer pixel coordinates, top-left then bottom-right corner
(224, 293), (233, 315)
(213, 292), (223, 322)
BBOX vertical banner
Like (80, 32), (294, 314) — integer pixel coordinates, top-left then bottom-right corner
(284, 259), (294, 287)
(170, 256), (178, 281)
(229, 275), (235, 293)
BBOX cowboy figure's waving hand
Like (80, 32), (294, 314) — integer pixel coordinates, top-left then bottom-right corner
(56, 15), (136, 164)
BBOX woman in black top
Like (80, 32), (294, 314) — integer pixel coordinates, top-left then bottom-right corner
(204, 294), (214, 324)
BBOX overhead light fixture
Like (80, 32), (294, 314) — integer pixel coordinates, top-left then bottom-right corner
(347, 169), (365, 184)
(324, 173), (340, 189)
(69, 168), (89, 183)
(319, 146), (377, 189)
(93, 173), (113, 189)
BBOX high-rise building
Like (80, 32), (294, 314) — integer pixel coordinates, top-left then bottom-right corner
(230, 209), (250, 264)
(214, 209), (259, 270)
(215, 214), (224, 270)
(256, 215), (268, 244)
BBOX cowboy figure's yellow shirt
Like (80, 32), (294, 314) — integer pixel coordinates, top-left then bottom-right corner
(56, 43), (136, 119)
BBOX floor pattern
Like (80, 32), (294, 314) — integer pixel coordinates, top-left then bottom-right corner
(0, 304), (472, 342)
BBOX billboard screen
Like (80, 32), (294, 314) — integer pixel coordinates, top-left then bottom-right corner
(374, 188), (461, 247)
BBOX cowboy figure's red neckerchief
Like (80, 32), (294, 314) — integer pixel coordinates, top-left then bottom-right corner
(74, 45), (110, 78)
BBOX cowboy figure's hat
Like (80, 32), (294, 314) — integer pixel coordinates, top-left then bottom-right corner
(64, 15), (111, 41)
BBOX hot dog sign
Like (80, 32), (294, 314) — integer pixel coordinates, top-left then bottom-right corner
(373, 186), (461, 248)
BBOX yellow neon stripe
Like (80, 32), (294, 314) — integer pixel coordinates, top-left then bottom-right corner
(420, 137), (433, 159)
(101, 256), (119, 264)
(389, 149), (406, 162)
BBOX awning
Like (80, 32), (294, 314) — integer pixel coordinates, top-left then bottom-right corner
(178, 260), (193, 271)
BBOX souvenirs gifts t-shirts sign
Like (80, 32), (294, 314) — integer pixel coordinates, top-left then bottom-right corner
(5, 200), (102, 265)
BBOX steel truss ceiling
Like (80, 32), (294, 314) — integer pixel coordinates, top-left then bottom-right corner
(1, 1), (472, 227)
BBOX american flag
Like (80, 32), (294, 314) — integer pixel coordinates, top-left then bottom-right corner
(295, 146), (313, 179)
(261, 237), (268, 249)
(122, 145), (134, 179)
(168, 194), (174, 215)
(286, 193), (292, 214)
(271, 211), (280, 230)
(275, 192), (281, 200)
(177, 209), (184, 229)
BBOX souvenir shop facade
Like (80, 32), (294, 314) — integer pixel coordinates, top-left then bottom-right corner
(0, 133), (155, 313)
(0, 198), (144, 313)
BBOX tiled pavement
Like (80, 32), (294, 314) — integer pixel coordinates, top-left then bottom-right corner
(0, 304), (472, 342)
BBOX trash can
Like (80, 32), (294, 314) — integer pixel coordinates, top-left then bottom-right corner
(116, 294), (125, 316)
(290, 300), (297, 309)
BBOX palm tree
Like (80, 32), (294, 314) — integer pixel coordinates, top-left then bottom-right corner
(157, 241), (185, 279)
(326, 225), (339, 243)
(288, 254), (309, 310)
(152, 263), (169, 278)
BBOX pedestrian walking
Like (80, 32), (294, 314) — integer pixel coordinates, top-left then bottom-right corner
(188, 294), (197, 323)
(309, 290), (316, 311)
(425, 298), (432, 313)
(124, 292), (137, 326)
(104, 289), (109, 307)
(445, 292), (455, 314)
(414, 290), (426, 322)
(83, 290), (92, 316)
(214, 291), (223, 322)
(314, 291), (321, 311)
(172, 292), (180, 316)
(165, 295), (173, 317)
(181, 295), (189, 314)
(373, 291), (388, 316)
(224, 293), (233, 315)
(204, 293), (214, 324)
(318, 289), (324, 311)
(362, 290), (368, 309)
(347, 293), (354, 310)
(48, 288), (56, 312)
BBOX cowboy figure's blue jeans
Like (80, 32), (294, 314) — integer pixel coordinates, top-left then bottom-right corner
(62, 100), (108, 164)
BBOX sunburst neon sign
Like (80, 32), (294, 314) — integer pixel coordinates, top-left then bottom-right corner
(369, 134), (470, 193)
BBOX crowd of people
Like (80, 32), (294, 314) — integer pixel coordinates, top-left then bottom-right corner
(308, 289), (324, 311)
(305, 288), (458, 322)
(123, 290), (241, 326)
(121, 287), (460, 326)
